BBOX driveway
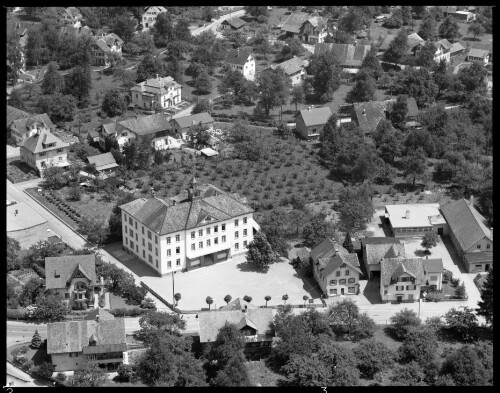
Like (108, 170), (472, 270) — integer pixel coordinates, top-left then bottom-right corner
(365, 208), (389, 237)
(139, 254), (322, 310)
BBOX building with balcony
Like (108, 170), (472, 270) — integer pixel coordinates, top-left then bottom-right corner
(198, 303), (274, 360)
(44, 254), (104, 309)
(119, 178), (260, 275)
(130, 75), (182, 111)
(19, 129), (70, 176)
(47, 309), (127, 372)
(141, 6), (167, 31)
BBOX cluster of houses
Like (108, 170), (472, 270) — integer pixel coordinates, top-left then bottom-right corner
(296, 198), (492, 303)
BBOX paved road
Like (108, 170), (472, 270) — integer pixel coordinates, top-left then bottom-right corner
(192, 9), (246, 39)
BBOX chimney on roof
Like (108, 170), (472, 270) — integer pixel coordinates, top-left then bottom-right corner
(151, 187), (155, 197)
(237, 49), (240, 57)
(490, 227), (493, 239)
(243, 304), (247, 313)
(405, 210), (410, 219)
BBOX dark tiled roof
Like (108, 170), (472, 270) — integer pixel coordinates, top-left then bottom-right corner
(366, 242), (406, 266)
(225, 49), (252, 66)
(220, 298), (257, 311)
(281, 12), (310, 34)
(314, 43), (371, 67)
(464, 251), (493, 265)
(353, 100), (392, 135)
(406, 97), (420, 118)
(19, 129), (69, 154)
(311, 238), (362, 276)
(441, 199), (492, 252)
(84, 308), (115, 321)
(198, 308), (274, 342)
(64, 7), (82, 19)
(274, 56), (305, 76)
(450, 42), (466, 54)
(45, 254), (97, 289)
(87, 152), (118, 171)
(422, 258), (444, 273)
(47, 318), (126, 354)
(11, 113), (54, 132)
(94, 38), (111, 53)
(361, 237), (401, 246)
(107, 114), (171, 136)
(171, 112), (214, 130)
(130, 76), (181, 95)
(7, 105), (30, 125)
(406, 33), (425, 49)
(236, 315), (258, 330)
(381, 257), (425, 286)
(120, 184), (253, 235)
(436, 38), (452, 51)
(296, 107), (332, 127)
(468, 48), (489, 58)
(309, 238), (338, 261)
(222, 17), (246, 29)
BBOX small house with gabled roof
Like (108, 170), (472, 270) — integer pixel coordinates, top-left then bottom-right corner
(9, 113), (54, 144)
(310, 238), (362, 297)
(295, 106), (332, 140)
(91, 32), (123, 66)
(87, 152), (119, 174)
(61, 7), (83, 28)
(221, 17), (247, 30)
(225, 49), (255, 81)
(45, 254), (104, 309)
(282, 12), (329, 44)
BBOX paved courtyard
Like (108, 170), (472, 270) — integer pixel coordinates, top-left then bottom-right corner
(139, 254), (323, 311)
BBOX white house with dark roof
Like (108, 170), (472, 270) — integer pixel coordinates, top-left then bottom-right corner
(9, 113), (55, 144)
(295, 106), (332, 140)
(91, 33), (123, 66)
(19, 129), (70, 176)
(130, 75), (182, 110)
(198, 305), (274, 360)
(47, 309), (126, 372)
(467, 48), (490, 65)
(384, 203), (448, 237)
(141, 6), (167, 31)
(120, 179), (260, 275)
(432, 39), (452, 63)
(87, 152), (119, 174)
(314, 43), (371, 73)
(281, 12), (329, 44)
(97, 113), (174, 150)
(221, 17), (246, 30)
(270, 56), (306, 86)
(170, 112), (214, 139)
(309, 238), (362, 297)
(60, 7), (83, 28)
(450, 42), (466, 57)
(440, 198), (493, 272)
(225, 49), (255, 81)
(45, 254), (104, 309)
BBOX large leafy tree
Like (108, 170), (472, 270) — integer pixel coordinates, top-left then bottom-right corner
(393, 68), (438, 108)
(389, 308), (421, 339)
(336, 186), (374, 237)
(111, 14), (136, 43)
(416, 42), (437, 68)
(354, 339), (395, 378)
(256, 68), (290, 117)
(390, 361), (426, 386)
(402, 146), (427, 187)
(311, 51), (341, 102)
(397, 327), (439, 379)
(37, 93), (76, 123)
(360, 47), (383, 80)
(440, 344), (492, 386)
(64, 65), (92, 104)
(421, 231), (439, 254)
(301, 213), (335, 249)
(138, 310), (186, 343)
(444, 307), (478, 342)
(101, 88), (127, 117)
(345, 70), (376, 103)
(41, 62), (65, 95)
(383, 28), (408, 63)
(68, 361), (107, 387)
(327, 298), (375, 341)
(33, 291), (68, 322)
(7, 29), (24, 85)
(246, 232), (277, 267)
(18, 277), (45, 307)
(438, 16), (460, 41)
(418, 14), (437, 41)
(7, 236), (22, 271)
(477, 269), (493, 327)
(457, 62), (488, 96)
(467, 20), (485, 39)
(78, 217), (110, 247)
(123, 32), (155, 56)
(151, 12), (174, 46)
(136, 54), (166, 83)
(390, 94), (408, 128)
(338, 7), (367, 35)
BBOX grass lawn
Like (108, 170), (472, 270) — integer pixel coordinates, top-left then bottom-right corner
(9, 342), (49, 366)
(267, 7), (290, 27)
(7, 158), (39, 183)
(109, 293), (141, 310)
(246, 360), (286, 386)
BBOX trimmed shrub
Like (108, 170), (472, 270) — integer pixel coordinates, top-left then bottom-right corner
(8, 308), (27, 320)
(56, 372), (67, 381)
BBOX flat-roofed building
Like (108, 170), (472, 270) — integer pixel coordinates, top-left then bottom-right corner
(384, 203), (448, 237)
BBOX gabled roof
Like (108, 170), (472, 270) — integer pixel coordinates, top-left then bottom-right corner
(47, 318), (126, 354)
(19, 129), (69, 154)
(296, 247), (311, 261)
(120, 184), (253, 235)
(468, 48), (489, 58)
(10, 113), (54, 132)
(198, 308), (274, 342)
(436, 38), (452, 51)
(353, 100), (392, 135)
(171, 112), (214, 130)
(66, 263), (93, 285)
(143, 6), (167, 15)
(296, 106), (332, 127)
(45, 254), (97, 289)
(7, 105), (30, 126)
(130, 76), (181, 95)
(422, 258), (444, 273)
(381, 257), (425, 286)
(273, 56), (305, 76)
(406, 97), (420, 117)
(440, 199), (492, 252)
(406, 32), (425, 49)
(281, 12), (310, 34)
(379, 34), (395, 51)
(111, 114), (172, 136)
(236, 315), (259, 331)
(365, 242), (405, 266)
(222, 17), (246, 29)
(310, 238), (340, 261)
(94, 38), (111, 53)
(464, 251), (493, 265)
(361, 237), (401, 246)
(64, 7), (82, 19)
(87, 152), (118, 171)
(314, 43), (371, 67)
(450, 42), (466, 53)
(225, 49), (252, 66)
(311, 238), (362, 276)
(220, 298), (258, 311)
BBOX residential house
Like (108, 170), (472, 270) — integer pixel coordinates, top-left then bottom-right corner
(47, 309), (127, 372)
(361, 237), (405, 279)
(443, 6), (458, 17)
(295, 106), (332, 140)
(380, 257), (427, 303)
(225, 49), (255, 81)
(432, 39), (452, 63)
(130, 75), (182, 110)
(404, 97), (420, 121)
(61, 7), (83, 28)
(7, 105), (30, 126)
(440, 198), (493, 272)
(351, 100), (392, 139)
(384, 203), (448, 238)
(450, 42), (466, 57)
(7, 113), (56, 143)
(58, 24), (93, 40)
(120, 179), (260, 275)
(97, 114), (174, 151)
(87, 129), (100, 143)
(454, 10), (476, 22)
(170, 112), (214, 140)
(44, 254), (104, 309)
(221, 17), (246, 30)
(281, 12), (329, 44)
(270, 56), (306, 86)
(19, 129), (70, 176)
(314, 43), (371, 73)
(198, 306), (274, 360)
(87, 152), (119, 174)
(422, 258), (444, 291)
(7, 21), (43, 70)
(141, 6), (167, 31)
(90, 33), (123, 66)
(310, 238), (362, 297)
(467, 48), (490, 65)
(378, 32), (424, 58)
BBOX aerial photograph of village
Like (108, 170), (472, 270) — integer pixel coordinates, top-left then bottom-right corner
(6, 5), (493, 387)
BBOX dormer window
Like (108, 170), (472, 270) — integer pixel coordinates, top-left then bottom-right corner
(55, 272), (60, 278)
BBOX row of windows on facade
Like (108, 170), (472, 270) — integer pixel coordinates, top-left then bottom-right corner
(329, 278), (356, 286)
(329, 287), (356, 295)
(125, 216), (248, 243)
(389, 285), (418, 292)
(38, 149), (64, 156)
(319, 267), (351, 281)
